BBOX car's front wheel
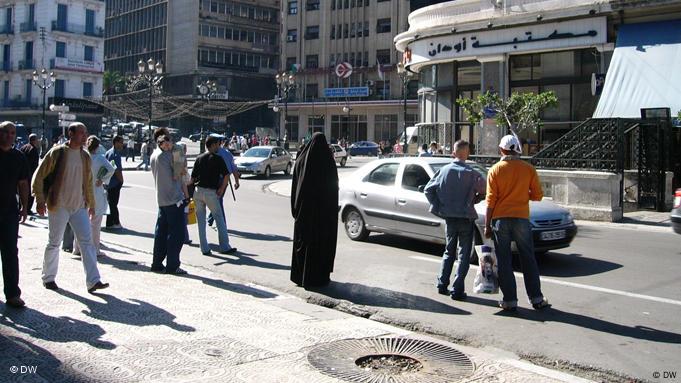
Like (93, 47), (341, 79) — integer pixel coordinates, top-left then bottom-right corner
(263, 165), (271, 179)
(344, 208), (369, 241)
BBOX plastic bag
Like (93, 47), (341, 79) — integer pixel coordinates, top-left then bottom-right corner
(473, 245), (499, 294)
(186, 200), (197, 225)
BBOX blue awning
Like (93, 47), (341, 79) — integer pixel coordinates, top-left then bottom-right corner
(593, 19), (681, 118)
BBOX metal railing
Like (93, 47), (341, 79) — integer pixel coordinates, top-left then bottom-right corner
(51, 21), (104, 37)
(0, 24), (13, 34)
(1, 61), (11, 71)
(20, 21), (37, 32)
(18, 59), (35, 70)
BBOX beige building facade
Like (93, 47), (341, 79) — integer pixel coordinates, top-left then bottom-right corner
(280, 0), (418, 145)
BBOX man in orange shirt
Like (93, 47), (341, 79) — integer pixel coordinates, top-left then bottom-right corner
(484, 135), (550, 312)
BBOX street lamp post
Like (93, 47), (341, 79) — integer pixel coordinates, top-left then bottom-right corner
(397, 62), (414, 155)
(197, 80), (217, 153)
(128, 58), (164, 141)
(32, 68), (56, 141)
(275, 72), (296, 149)
(342, 102), (352, 143)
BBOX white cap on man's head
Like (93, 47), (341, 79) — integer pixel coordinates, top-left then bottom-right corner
(499, 134), (522, 153)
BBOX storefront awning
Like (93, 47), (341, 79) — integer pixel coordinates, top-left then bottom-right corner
(593, 20), (681, 118)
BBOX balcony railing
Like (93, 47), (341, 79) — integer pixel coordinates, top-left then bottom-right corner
(20, 21), (37, 32)
(1, 61), (11, 71)
(2, 99), (39, 109)
(0, 24), (13, 34)
(18, 59), (35, 70)
(199, 60), (259, 73)
(52, 21), (104, 37)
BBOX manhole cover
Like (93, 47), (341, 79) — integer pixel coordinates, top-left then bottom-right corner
(307, 337), (474, 383)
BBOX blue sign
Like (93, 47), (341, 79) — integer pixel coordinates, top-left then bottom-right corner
(323, 87), (369, 98)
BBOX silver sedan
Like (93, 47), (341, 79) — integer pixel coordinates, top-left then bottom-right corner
(235, 146), (293, 178)
(339, 157), (577, 256)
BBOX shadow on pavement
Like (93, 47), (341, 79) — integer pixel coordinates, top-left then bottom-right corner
(102, 227), (155, 240)
(538, 253), (623, 277)
(56, 291), (195, 333)
(227, 229), (291, 242)
(205, 250), (291, 271)
(311, 281), (471, 315)
(0, 307), (115, 350)
(496, 307), (681, 344)
(96, 253), (278, 299)
(366, 234), (444, 256)
(0, 334), (92, 382)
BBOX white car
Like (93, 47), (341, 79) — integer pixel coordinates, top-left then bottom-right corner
(331, 144), (348, 167)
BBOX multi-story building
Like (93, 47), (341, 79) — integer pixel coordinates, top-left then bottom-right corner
(280, 0), (418, 146)
(104, 0), (280, 134)
(0, 0), (105, 139)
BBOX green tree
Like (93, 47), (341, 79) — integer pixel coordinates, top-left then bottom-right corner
(103, 70), (125, 95)
(456, 91), (558, 135)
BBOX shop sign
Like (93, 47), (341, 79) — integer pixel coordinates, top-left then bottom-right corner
(52, 57), (104, 73)
(408, 17), (606, 67)
(323, 87), (369, 98)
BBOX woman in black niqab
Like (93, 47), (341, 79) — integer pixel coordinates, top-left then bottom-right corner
(290, 132), (339, 287)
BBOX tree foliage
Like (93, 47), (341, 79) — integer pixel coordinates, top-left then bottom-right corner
(456, 91), (558, 135)
(103, 71), (125, 95)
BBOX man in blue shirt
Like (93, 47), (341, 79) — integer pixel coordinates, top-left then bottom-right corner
(424, 140), (485, 300)
(105, 136), (125, 229)
(207, 135), (240, 227)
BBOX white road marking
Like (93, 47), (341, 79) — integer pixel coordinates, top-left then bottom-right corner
(409, 255), (681, 307)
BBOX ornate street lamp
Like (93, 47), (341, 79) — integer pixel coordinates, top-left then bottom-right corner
(128, 58), (164, 140)
(275, 71), (296, 149)
(32, 68), (56, 141)
(197, 80), (217, 153)
(397, 62), (415, 155)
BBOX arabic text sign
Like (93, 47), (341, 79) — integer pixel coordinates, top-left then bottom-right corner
(407, 17), (606, 67)
(52, 57), (104, 73)
(323, 87), (369, 98)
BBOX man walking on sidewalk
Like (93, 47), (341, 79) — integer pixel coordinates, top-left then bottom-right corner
(105, 136), (124, 229)
(19, 134), (40, 214)
(425, 140), (485, 300)
(484, 135), (549, 311)
(150, 133), (187, 274)
(32, 122), (109, 294)
(191, 136), (237, 256)
(0, 121), (30, 308)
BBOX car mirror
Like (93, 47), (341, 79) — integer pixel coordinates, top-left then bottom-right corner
(417, 185), (426, 193)
(270, 154), (277, 158)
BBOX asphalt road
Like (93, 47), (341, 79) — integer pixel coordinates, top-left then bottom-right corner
(99, 150), (681, 382)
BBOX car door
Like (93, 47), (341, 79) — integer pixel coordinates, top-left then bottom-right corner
(394, 163), (443, 239)
(273, 147), (285, 171)
(355, 162), (400, 232)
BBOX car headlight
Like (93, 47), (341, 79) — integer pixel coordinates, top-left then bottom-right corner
(562, 212), (574, 224)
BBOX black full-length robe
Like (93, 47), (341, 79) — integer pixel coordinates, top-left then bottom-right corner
(290, 132), (339, 287)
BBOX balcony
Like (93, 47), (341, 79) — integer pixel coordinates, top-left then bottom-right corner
(1, 61), (11, 72)
(198, 60), (259, 73)
(19, 59), (35, 70)
(0, 24), (13, 35)
(52, 21), (104, 37)
(20, 21), (37, 33)
(2, 99), (39, 109)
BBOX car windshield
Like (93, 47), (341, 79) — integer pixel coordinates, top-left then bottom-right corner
(243, 148), (270, 158)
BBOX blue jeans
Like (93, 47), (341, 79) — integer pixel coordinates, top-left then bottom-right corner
(492, 218), (544, 307)
(152, 205), (185, 271)
(194, 187), (232, 253)
(437, 218), (475, 296)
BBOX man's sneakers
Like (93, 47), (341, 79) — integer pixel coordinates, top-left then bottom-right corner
(88, 281), (110, 294)
(166, 267), (188, 275)
(43, 281), (59, 290)
(450, 292), (467, 301)
(219, 248), (238, 255)
(532, 298), (551, 310)
(437, 287), (449, 295)
(5, 296), (26, 308)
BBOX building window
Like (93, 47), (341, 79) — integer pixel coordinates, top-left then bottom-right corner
(308, 115), (325, 134)
(83, 82), (93, 97)
(305, 0), (320, 11)
(25, 79), (32, 103)
(343, 24), (348, 38)
(305, 26), (319, 40)
(286, 29), (297, 42)
(330, 25), (335, 39)
(376, 49), (391, 65)
(305, 54), (318, 69)
(374, 114), (398, 144)
(285, 57), (297, 71)
(286, 115), (299, 141)
(288, 1), (298, 14)
(55, 79), (65, 98)
(305, 83), (318, 100)
(375, 80), (390, 99)
(84, 45), (94, 62)
(376, 18), (391, 33)
(56, 41), (66, 58)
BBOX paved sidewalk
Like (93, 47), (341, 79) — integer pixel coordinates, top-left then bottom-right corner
(1, 222), (593, 383)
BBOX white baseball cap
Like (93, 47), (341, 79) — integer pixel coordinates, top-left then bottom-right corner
(499, 134), (522, 153)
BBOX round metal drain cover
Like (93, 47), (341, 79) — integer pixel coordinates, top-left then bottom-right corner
(307, 337), (474, 383)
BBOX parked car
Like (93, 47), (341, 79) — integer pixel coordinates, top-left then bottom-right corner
(672, 188), (681, 234)
(348, 141), (379, 156)
(331, 144), (348, 167)
(235, 146), (293, 178)
(338, 157), (577, 257)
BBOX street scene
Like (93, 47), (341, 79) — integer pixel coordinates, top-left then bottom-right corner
(2, 0), (681, 383)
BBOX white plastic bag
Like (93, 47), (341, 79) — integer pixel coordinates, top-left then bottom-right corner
(473, 245), (499, 294)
